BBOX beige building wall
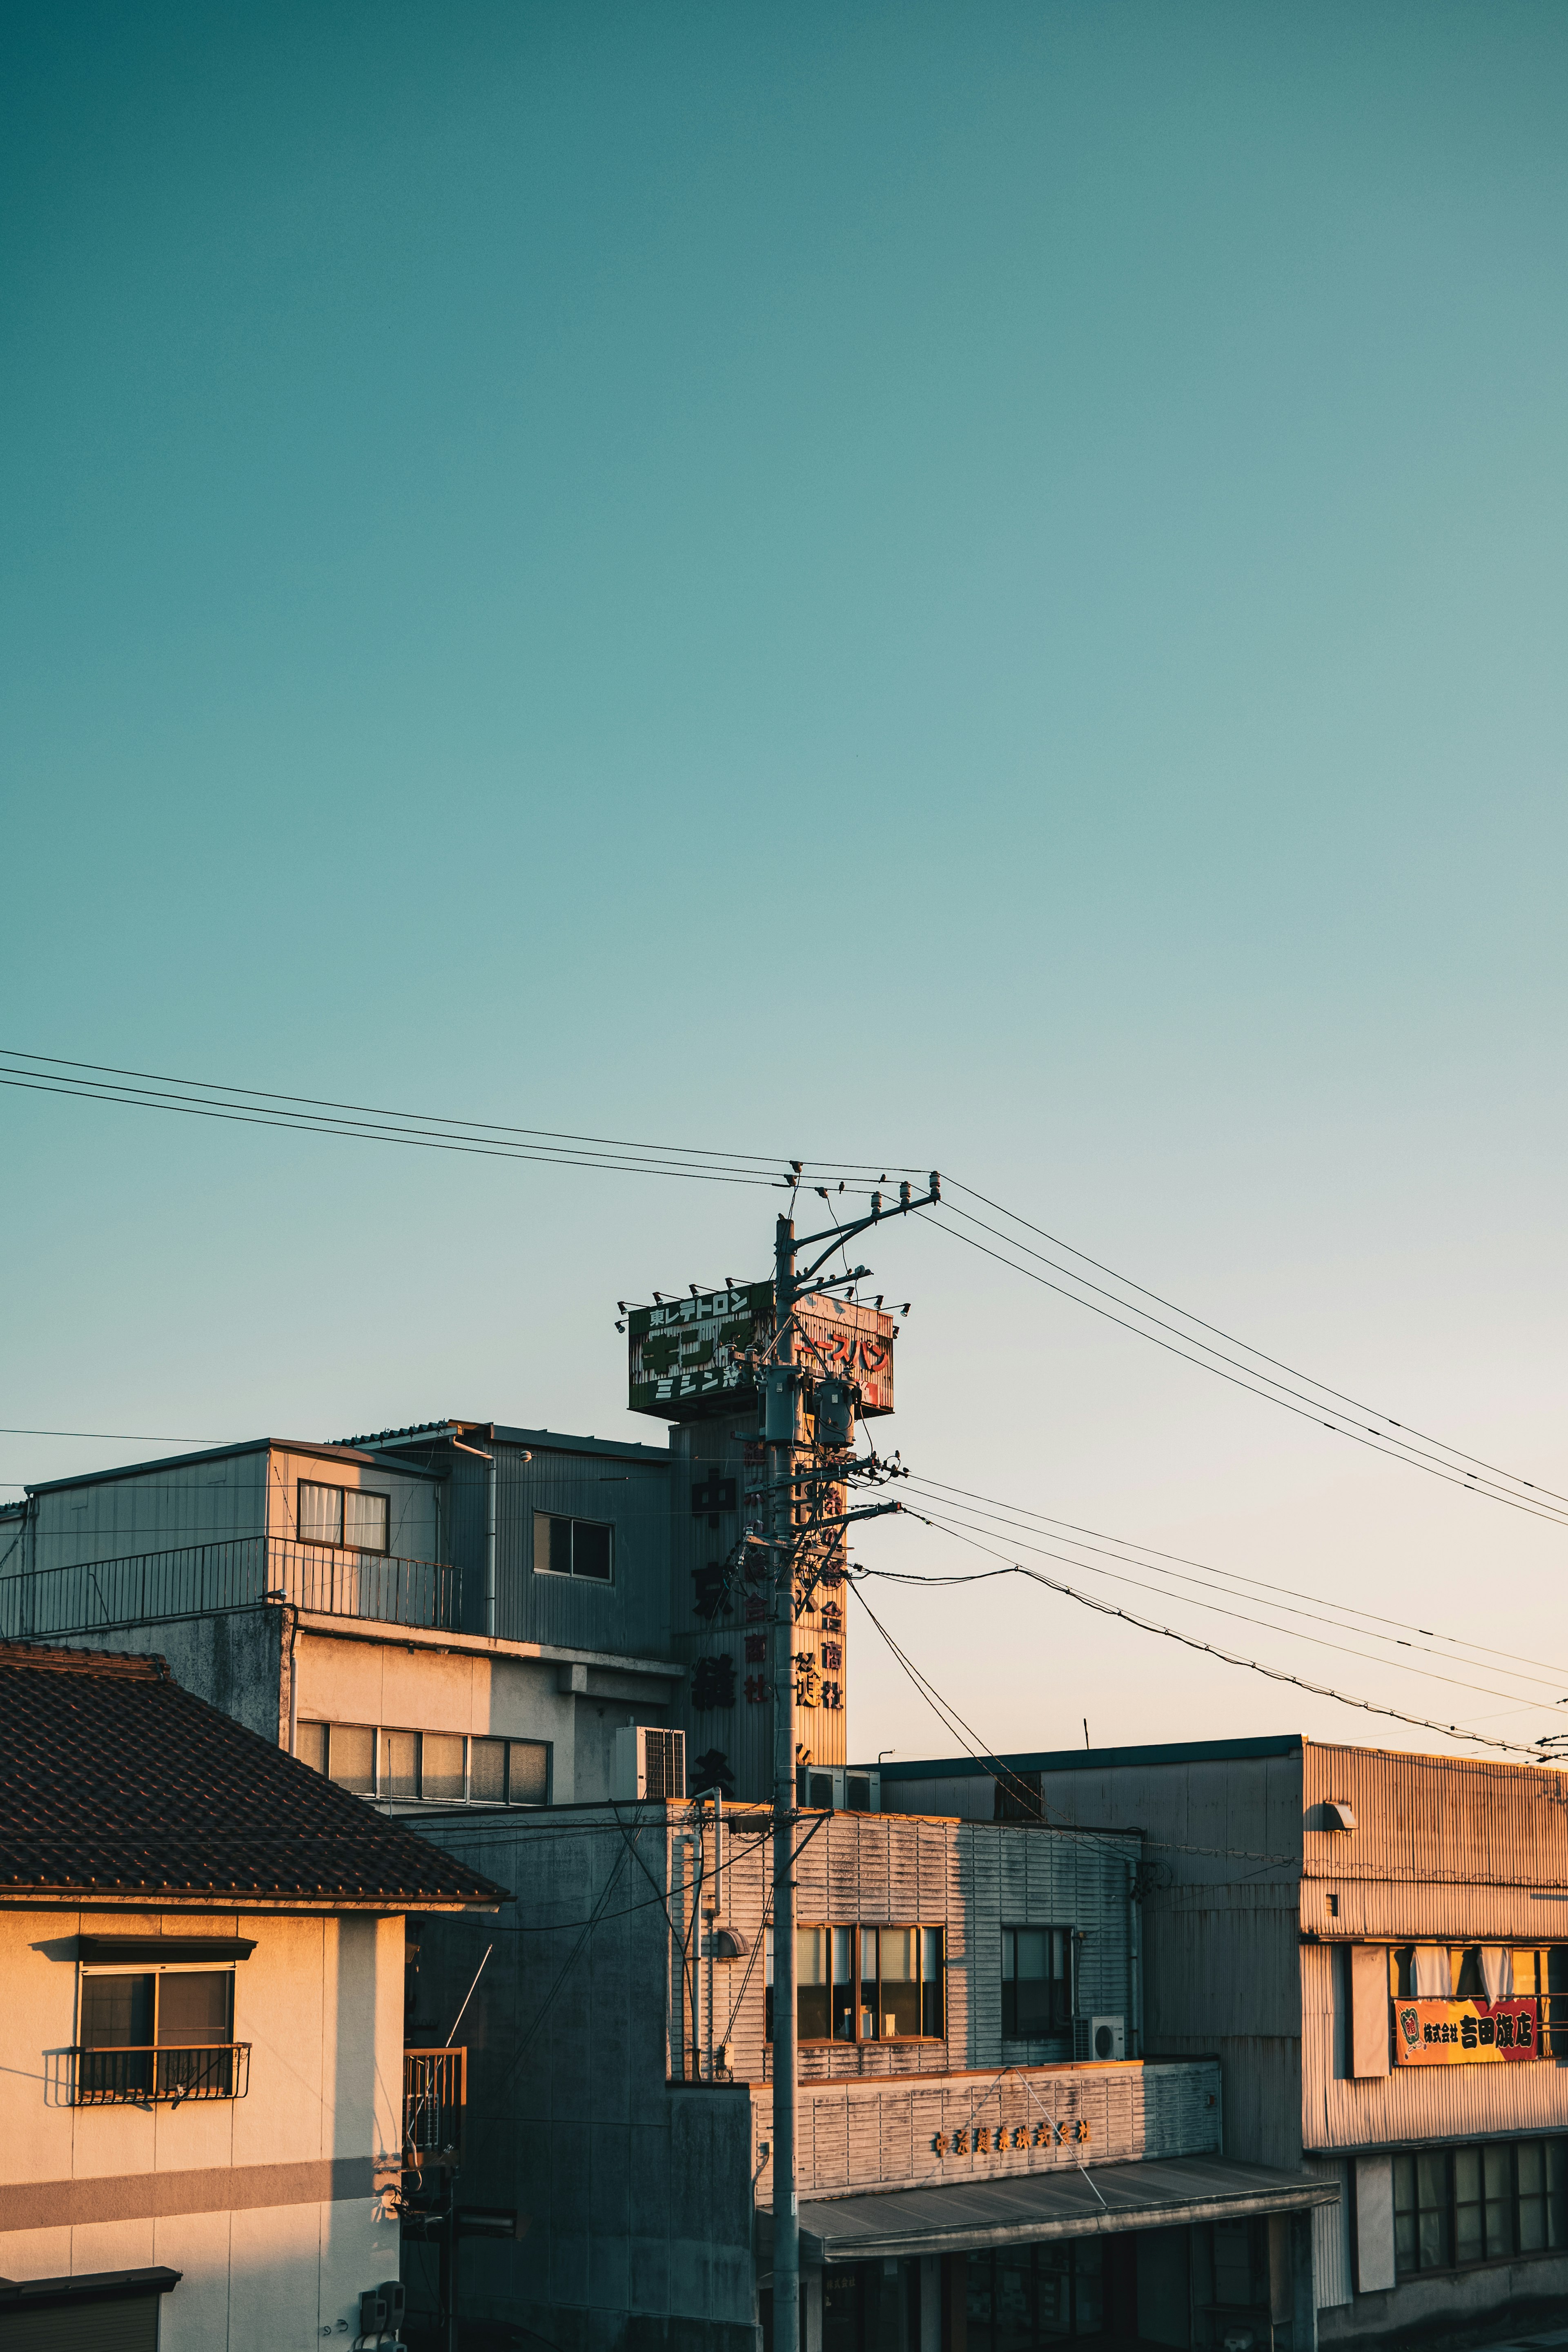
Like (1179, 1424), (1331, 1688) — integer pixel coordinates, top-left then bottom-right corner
(0, 1907), (404, 2352)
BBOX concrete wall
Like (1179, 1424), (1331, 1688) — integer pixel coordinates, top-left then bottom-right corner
(291, 1619), (680, 1803)
(0, 1906), (404, 2352)
(26, 1608), (286, 1742)
(407, 1807), (759, 2351)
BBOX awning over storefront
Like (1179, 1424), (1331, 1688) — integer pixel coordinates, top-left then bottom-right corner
(785, 2156), (1337, 2265)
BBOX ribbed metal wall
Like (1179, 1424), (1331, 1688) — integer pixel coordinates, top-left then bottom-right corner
(1303, 1742), (1568, 1930)
(1301, 1941), (1568, 2152)
(491, 1441), (673, 1656)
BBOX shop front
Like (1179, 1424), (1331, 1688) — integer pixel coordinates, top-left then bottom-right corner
(762, 2153), (1339, 2350)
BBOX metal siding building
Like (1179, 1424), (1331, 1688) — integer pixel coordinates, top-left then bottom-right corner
(884, 1735), (1568, 2348)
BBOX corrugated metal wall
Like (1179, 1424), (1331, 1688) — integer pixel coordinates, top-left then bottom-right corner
(26, 1449), (271, 1570)
(491, 1441), (673, 1655)
(1301, 1941), (1568, 2152)
(1303, 1741), (1568, 1930)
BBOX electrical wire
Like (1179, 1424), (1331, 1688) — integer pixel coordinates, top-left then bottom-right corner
(0, 1049), (917, 1192)
(937, 1186), (1568, 1526)
(897, 1482), (1568, 1698)
(905, 1473), (1568, 1683)
(861, 1517), (1548, 1756)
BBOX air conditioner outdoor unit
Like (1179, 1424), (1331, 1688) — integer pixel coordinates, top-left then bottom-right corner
(794, 1766), (881, 1813)
(1074, 2014), (1126, 2062)
(613, 1724), (686, 1803)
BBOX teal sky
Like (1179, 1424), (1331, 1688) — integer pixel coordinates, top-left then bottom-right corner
(5, 3), (1568, 1762)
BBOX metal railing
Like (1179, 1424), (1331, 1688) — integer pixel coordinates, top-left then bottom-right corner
(71, 2042), (252, 2105)
(404, 2047), (466, 2166)
(0, 1535), (459, 1638)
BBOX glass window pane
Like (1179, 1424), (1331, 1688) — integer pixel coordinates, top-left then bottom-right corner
(1547, 2140), (1568, 2249)
(1511, 1949), (1541, 1995)
(882, 1927), (921, 2037)
(1036, 2245), (1071, 2342)
(572, 1521), (612, 1581)
(832, 1928), (855, 2042)
(995, 2251), (1032, 2352)
(470, 1738), (505, 1802)
(1456, 1947), (1485, 1997)
(158, 1971), (232, 2046)
(299, 1481), (342, 1544)
(1072, 2238), (1103, 2337)
(81, 1973), (154, 2048)
(421, 1733), (465, 1802)
(798, 1927), (829, 2040)
(507, 1740), (548, 1804)
(535, 1513), (572, 1575)
(860, 1926), (879, 2039)
(344, 1490), (389, 1553)
(966, 2252), (995, 2352)
(328, 1723), (376, 1796)
(1016, 1928), (1048, 1981)
(296, 1720), (327, 1775)
(1001, 1929), (1016, 1982)
(384, 1730), (418, 1801)
(922, 1928), (944, 2038)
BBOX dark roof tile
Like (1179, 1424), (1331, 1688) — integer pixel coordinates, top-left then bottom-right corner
(0, 1641), (504, 1911)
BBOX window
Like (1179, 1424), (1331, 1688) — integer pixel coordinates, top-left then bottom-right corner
(765, 1924), (944, 2042)
(533, 1512), (613, 1581)
(78, 1969), (243, 2103)
(1394, 2139), (1568, 2275)
(1002, 1925), (1074, 2038)
(965, 2242), (1102, 2347)
(298, 1480), (390, 1554)
(297, 1722), (549, 1807)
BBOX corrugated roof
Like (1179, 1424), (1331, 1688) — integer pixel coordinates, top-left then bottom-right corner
(0, 1640), (505, 1911)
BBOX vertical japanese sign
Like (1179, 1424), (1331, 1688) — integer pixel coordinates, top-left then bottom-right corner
(1393, 1998), (1539, 2063)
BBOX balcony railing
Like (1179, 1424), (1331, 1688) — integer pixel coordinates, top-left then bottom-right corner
(71, 2042), (252, 2105)
(404, 2047), (466, 2167)
(0, 1535), (459, 1639)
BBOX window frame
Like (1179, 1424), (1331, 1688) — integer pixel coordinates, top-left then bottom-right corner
(76, 1962), (244, 2105)
(298, 1721), (551, 1808)
(1394, 2137), (1568, 2278)
(1001, 1923), (1076, 2040)
(296, 1479), (392, 1556)
(764, 1922), (946, 2045)
(532, 1511), (615, 1584)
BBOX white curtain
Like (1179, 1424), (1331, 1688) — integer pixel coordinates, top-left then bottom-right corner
(1413, 1946), (1452, 1996)
(1480, 1947), (1514, 2002)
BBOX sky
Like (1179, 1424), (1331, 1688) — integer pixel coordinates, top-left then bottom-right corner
(4, 1), (1568, 1770)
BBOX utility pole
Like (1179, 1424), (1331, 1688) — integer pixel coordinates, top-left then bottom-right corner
(766, 1172), (940, 2350)
(769, 1211), (801, 2352)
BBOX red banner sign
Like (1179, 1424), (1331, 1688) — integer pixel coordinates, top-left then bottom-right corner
(1393, 1998), (1539, 2065)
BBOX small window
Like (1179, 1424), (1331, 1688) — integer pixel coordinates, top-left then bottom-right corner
(534, 1512), (614, 1582)
(78, 1969), (239, 2103)
(298, 1479), (390, 1554)
(296, 1720), (327, 1775)
(1002, 1924), (1073, 2038)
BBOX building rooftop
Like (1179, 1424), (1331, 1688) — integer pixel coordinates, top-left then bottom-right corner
(0, 1641), (506, 1912)
(879, 1734), (1303, 1780)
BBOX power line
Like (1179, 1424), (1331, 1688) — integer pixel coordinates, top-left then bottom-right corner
(860, 1518), (1548, 1756)
(906, 1472), (1568, 1682)
(946, 1178), (1568, 1508)
(926, 1211), (1568, 1534)
(898, 1477), (1568, 1692)
(900, 1499), (1564, 1708)
(0, 1050), (918, 1192)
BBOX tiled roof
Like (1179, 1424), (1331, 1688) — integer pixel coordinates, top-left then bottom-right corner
(0, 1642), (505, 1910)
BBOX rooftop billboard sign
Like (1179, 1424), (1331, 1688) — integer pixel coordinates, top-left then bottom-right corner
(628, 1284), (896, 1422)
